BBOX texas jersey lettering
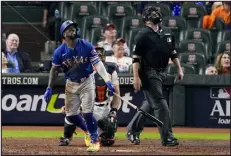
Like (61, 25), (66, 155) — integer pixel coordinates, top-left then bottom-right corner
(52, 39), (100, 80)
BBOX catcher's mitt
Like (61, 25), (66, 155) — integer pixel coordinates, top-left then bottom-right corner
(98, 110), (118, 133)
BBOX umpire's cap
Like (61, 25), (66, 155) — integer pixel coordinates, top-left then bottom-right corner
(60, 20), (78, 37)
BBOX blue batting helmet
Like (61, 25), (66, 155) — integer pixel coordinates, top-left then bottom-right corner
(60, 20), (78, 37)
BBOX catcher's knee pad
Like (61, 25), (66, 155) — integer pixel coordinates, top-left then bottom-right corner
(64, 116), (77, 139)
(99, 132), (115, 146)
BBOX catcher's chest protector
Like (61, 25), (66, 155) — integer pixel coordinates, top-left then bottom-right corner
(94, 63), (115, 102)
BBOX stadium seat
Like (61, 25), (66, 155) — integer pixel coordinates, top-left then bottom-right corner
(69, 1), (97, 5)
(106, 4), (134, 35)
(144, 3), (172, 18)
(178, 40), (207, 59)
(44, 41), (57, 55)
(121, 16), (144, 41)
(81, 16), (109, 39)
(215, 40), (230, 56)
(69, 3), (97, 30)
(180, 3), (207, 28)
(98, 1), (132, 16)
(89, 27), (104, 46)
(162, 16), (187, 47)
(217, 30), (231, 44)
(128, 28), (142, 54)
(58, 2), (96, 20)
(167, 63), (196, 75)
(179, 53), (206, 75)
(197, 16), (225, 55)
(179, 28), (212, 61)
(58, 2), (72, 20)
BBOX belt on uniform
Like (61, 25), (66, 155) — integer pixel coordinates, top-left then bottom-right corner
(69, 75), (89, 83)
(147, 67), (166, 72)
(95, 101), (109, 107)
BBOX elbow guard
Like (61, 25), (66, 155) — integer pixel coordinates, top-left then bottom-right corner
(132, 58), (140, 64)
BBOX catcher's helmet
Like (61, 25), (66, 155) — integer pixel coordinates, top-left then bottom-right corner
(60, 20), (78, 38)
(142, 6), (162, 24)
(95, 45), (105, 56)
(95, 45), (106, 61)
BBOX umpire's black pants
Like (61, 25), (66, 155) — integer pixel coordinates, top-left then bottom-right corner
(127, 69), (174, 142)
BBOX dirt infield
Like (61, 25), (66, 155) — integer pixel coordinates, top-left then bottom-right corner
(2, 126), (230, 155)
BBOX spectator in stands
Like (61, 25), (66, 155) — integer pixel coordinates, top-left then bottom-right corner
(97, 23), (130, 56)
(42, 2), (60, 41)
(205, 66), (218, 75)
(3, 33), (33, 73)
(215, 52), (230, 75)
(215, 52), (231, 97)
(211, 2), (230, 28)
(105, 38), (132, 73)
(2, 52), (8, 73)
(211, 2), (223, 11)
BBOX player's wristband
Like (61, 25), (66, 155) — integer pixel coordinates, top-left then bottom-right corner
(46, 87), (52, 91)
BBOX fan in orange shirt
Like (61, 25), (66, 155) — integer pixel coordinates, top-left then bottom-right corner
(211, 2), (230, 24)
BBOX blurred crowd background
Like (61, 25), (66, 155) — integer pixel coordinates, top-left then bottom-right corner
(1, 1), (230, 75)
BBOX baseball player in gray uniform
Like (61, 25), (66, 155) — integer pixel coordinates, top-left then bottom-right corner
(60, 45), (121, 146)
(44, 20), (115, 152)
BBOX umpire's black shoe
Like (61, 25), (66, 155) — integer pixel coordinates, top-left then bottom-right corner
(162, 137), (179, 146)
(169, 136), (178, 141)
(58, 137), (71, 146)
(127, 132), (140, 145)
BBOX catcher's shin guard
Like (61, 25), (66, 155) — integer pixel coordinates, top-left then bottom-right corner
(59, 117), (77, 146)
(97, 109), (118, 146)
(64, 116), (77, 139)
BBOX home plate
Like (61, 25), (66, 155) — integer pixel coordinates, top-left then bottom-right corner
(116, 149), (139, 152)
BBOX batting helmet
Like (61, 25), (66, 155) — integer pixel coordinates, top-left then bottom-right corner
(142, 6), (162, 24)
(60, 20), (78, 38)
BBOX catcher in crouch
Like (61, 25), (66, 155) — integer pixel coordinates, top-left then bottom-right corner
(61, 45), (120, 146)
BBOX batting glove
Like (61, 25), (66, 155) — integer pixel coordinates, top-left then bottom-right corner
(106, 81), (115, 96)
(44, 88), (52, 102)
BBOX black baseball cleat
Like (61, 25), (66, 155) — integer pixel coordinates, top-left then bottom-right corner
(127, 132), (140, 145)
(58, 137), (71, 146)
(162, 137), (179, 146)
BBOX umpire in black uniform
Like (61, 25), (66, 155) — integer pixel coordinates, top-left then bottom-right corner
(126, 6), (184, 146)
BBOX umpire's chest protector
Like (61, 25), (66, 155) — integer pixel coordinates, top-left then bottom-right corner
(94, 62), (116, 102)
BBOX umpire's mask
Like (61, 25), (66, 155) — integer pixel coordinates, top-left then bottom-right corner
(142, 6), (162, 25)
